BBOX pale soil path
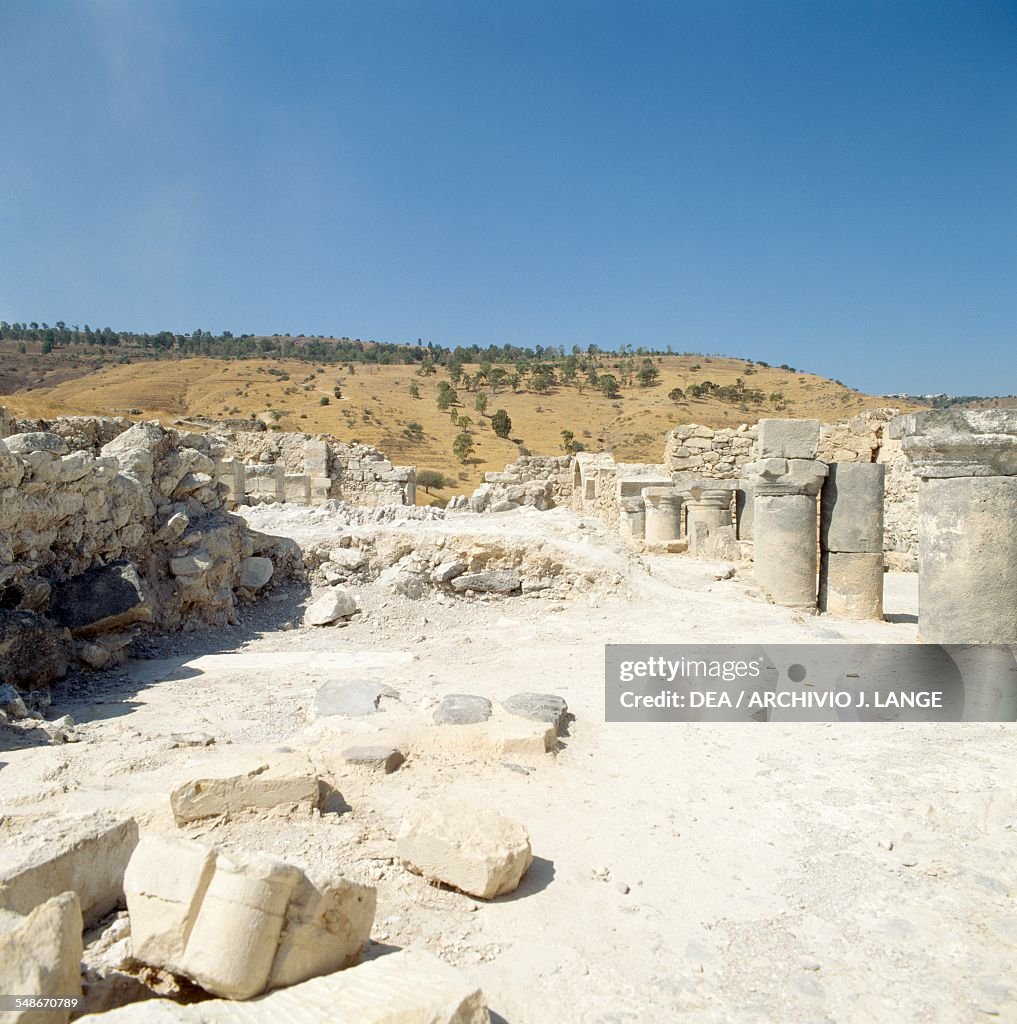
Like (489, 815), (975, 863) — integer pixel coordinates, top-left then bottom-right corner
(2, 507), (1014, 1023)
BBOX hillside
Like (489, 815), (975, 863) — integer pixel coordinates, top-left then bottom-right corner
(1, 343), (920, 500)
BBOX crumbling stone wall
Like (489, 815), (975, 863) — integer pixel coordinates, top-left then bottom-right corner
(664, 424), (758, 478)
(217, 431), (415, 507)
(452, 455), (572, 513)
(0, 411), (301, 690)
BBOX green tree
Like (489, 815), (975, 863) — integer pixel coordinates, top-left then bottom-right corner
(452, 431), (475, 463)
(408, 382), (420, 399)
(474, 392), (489, 414)
(668, 387), (686, 403)
(560, 429), (575, 453)
(417, 469), (451, 493)
(491, 408), (512, 438)
(599, 374), (620, 398)
(637, 363), (660, 387)
(319, 396), (330, 405)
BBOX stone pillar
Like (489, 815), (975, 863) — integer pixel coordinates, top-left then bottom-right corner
(682, 484), (733, 555)
(642, 488), (683, 544)
(618, 497), (646, 541)
(745, 419), (827, 610)
(819, 463), (885, 619)
(735, 481), (753, 541)
(896, 410), (1017, 644)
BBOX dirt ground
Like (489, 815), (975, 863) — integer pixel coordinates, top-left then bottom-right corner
(2, 505), (1015, 1023)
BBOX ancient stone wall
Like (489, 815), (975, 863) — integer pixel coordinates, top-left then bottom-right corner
(0, 411), (302, 690)
(664, 424), (757, 478)
(453, 455), (572, 513)
(217, 431), (415, 508)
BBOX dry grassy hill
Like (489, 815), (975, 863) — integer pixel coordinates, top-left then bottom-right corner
(1, 345), (919, 499)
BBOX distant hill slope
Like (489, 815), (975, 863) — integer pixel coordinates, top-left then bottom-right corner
(1, 343), (925, 497)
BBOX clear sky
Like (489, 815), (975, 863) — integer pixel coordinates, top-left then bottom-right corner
(1, 1), (1014, 395)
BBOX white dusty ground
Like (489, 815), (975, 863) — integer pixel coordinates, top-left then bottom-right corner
(2, 505), (1015, 1023)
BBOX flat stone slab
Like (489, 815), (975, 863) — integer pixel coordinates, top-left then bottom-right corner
(502, 692), (570, 733)
(313, 679), (400, 718)
(450, 570), (522, 594)
(0, 813), (139, 928)
(341, 746), (405, 773)
(169, 753), (320, 824)
(433, 694), (493, 725)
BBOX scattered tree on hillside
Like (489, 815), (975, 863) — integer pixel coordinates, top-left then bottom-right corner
(599, 374), (621, 398)
(491, 409), (512, 438)
(474, 392), (488, 414)
(408, 382), (420, 399)
(452, 431), (475, 463)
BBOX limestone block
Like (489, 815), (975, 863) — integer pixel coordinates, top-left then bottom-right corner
(431, 561), (467, 584)
(3, 431), (70, 456)
(238, 556), (273, 589)
(75, 948), (487, 1023)
(397, 795), (532, 899)
(305, 587), (358, 625)
(169, 753), (320, 824)
(0, 814), (139, 928)
(0, 892), (83, 1024)
(124, 836), (375, 1001)
(329, 548), (366, 571)
(757, 419), (821, 460)
(340, 746), (405, 773)
(47, 561), (151, 638)
(311, 679), (399, 718)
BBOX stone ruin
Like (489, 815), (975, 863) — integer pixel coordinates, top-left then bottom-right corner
(0, 409), (417, 700)
(458, 408), (1017, 643)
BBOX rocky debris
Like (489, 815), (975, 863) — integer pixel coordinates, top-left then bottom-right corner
(431, 560), (467, 584)
(390, 572), (425, 599)
(0, 891), (83, 1024)
(397, 795), (533, 899)
(169, 753), (320, 824)
(0, 682), (29, 719)
(312, 679), (400, 718)
(237, 556), (274, 590)
(433, 694), (493, 725)
(0, 814), (139, 928)
(77, 948), (488, 1023)
(328, 547), (366, 571)
(502, 692), (570, 733)
(341, 746), (405, 773)
(48, 561), (151, 638)
(699, 525), (744, 562)
(304, 587), (358, 626)
(316, 499), (446, 525)
(0, 609), (69, 690)
(124, 834), (375, 1000)
(450, 570), (522, 595)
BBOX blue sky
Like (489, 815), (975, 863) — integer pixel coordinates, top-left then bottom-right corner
(1, 0), (1014, 395)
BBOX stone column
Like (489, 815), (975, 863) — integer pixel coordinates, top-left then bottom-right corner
(896, 410), (1017, 644)
(618, 497), (646, 541)
(744, 419), (827, 610)
(682, 483), (733, 555)
(819, 463), (885, 619)
(642, 488), (683, 545)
